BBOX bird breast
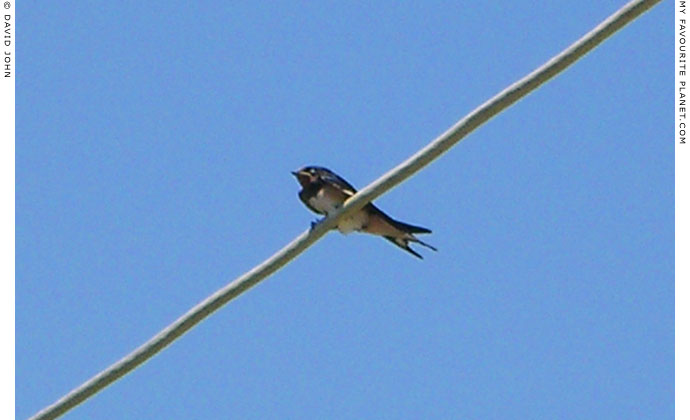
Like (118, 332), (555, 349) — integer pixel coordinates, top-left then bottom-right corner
(306, 185), (368, 234)
(308, 187), (344, 215)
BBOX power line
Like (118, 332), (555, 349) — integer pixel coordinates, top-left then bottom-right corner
(28, 1), (662, 418)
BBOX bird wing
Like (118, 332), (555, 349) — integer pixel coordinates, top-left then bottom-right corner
(320, 172), (358, 197)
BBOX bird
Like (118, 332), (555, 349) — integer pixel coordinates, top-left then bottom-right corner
(292, 166), (437, 259)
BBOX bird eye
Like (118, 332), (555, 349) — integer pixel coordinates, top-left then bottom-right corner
(309, 168), (316, 174)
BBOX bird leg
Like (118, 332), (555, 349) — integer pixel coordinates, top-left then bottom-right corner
(310, 216), (327, 231)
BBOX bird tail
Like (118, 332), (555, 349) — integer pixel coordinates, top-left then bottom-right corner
(410, 237), (437, 252)
(384, 236), (424, 259)
(383, 235), (437, 259)
(388, 219), (432, 235)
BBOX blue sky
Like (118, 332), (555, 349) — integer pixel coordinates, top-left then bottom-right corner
(17, 1), (672, 419)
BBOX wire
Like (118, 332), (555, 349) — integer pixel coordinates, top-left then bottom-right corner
(28, 1), (662, 418)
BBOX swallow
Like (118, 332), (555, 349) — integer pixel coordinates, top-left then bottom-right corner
(292, 166), (437, 259)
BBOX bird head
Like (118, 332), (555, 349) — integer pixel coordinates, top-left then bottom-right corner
(291, 166), (332, 187)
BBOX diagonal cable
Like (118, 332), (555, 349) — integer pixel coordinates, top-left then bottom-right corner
(28, 1), (662, 418)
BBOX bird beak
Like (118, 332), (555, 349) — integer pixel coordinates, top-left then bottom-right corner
(291, 171), (299, 177)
